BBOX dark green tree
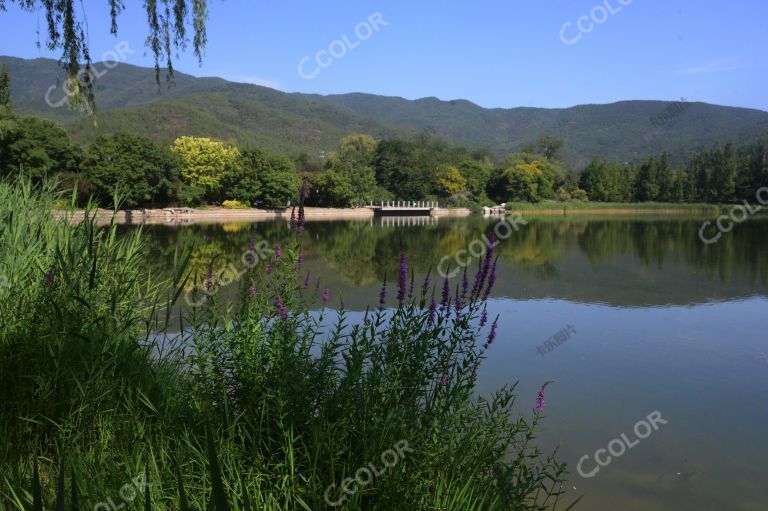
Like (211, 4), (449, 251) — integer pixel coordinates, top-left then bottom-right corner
(537, 135), (564, 160)
(579, 158), (624, 202)
(240, 148), (300, 208)
(458, 160), (492, 200)
(81, 133), (179, 208)
(0, 115), (81, 183)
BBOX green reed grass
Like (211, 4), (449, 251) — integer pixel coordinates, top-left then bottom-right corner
(0, 179), (578, 510)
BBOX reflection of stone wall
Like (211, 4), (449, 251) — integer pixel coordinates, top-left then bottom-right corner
(54, 207), (379, 225)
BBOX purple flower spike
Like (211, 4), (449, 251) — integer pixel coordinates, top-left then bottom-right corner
(265, 263), (272, 276)
(439, 372), (449, 386)
(303, 272), (311, 289)
(535, 386), (546, 415)
(322, 288), (330, 303)
(480, 304), (488, 327)
(441, 277), (450, 308)
(289, 207), (297, 231)
(482, 260), (497, 301)
(461, 266), (469, 298)
(397, 251), (408, 306)
(483, 317), (498, 350)
(315, 277), (321, 294)
(275, 244), (282, 261)
(421, 269), (431, 297)
(454, 284), (462, 315)
(248, 285), (256, 299)
(274, 297), (287, 320)
(428, 297), (436, 325)
(379, 274), (388, 309)
(296, 181), (307, 232)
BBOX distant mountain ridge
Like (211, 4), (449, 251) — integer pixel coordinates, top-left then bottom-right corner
(3, 55), (768, 165)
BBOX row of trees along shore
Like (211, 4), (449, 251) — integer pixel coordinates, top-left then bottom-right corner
(2, 65), (767, 209)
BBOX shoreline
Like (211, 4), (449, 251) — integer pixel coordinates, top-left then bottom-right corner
(505, 207), (718, 216)
(52, 205), (724, 225)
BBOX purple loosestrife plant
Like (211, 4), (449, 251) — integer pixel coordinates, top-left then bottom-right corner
(473, 232), (496, 300)
(296, 180), (307, 232)
(482, 259), (497, 301)
(421, 267), (431, 297)
(535, 386), (546, 415)
(441, 277), (450, 308)
(275, 244), (282, 262)
(303, 272), (311, 289)
(322, 288), (330, 303)
(265, 264), (272, 276)
(428, 297), (436, 325)
(378, 273), (387, 310)
(480, 304), (488, 327)
(274, 297), (287, 320)
(483, 317), (498, 350)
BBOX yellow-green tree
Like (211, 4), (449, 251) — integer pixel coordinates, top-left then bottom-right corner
(172, 136), (241, 203)
(435, 165), (468, 197)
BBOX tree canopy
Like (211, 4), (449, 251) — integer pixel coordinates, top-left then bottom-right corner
(81, 133), (179, 208)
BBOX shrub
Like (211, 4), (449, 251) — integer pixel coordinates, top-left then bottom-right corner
(221, 199), (250, 209)
(556, 186), (572, 202)
(571, 188), (589, 202)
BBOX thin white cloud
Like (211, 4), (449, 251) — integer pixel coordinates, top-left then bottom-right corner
(676, 58), (745, 75)
(231, 75), (282, 90)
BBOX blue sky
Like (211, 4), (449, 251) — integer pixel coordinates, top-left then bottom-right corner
(1, 0), (766, 110)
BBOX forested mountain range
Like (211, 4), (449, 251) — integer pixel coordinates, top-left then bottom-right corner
(3, 55), (767, 166)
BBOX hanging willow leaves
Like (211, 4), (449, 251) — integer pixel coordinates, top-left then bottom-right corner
(0, 0), (209, 112)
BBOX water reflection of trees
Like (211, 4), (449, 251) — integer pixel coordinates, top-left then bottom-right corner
(130, 217), (768, 292)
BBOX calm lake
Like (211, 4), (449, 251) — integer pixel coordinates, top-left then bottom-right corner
(128, 215), (768, 511)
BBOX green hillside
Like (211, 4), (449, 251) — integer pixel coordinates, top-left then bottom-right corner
(320, 93), (768, 165)
(3, 55), (768, 164)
